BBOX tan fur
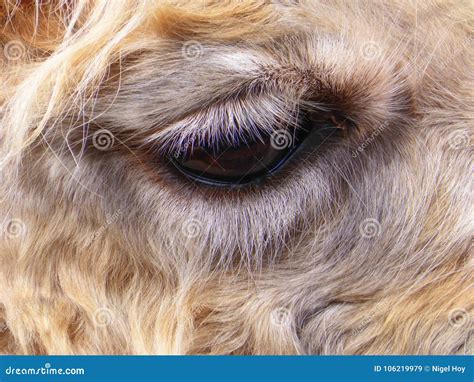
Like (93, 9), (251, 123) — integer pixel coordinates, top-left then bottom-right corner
(0, 0), (473, 354)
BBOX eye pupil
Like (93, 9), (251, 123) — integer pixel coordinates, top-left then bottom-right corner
(167, 110), (346, 187)
(169, 131), (300, 186)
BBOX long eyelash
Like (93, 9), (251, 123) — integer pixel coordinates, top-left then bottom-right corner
(145, 92), (303, 157)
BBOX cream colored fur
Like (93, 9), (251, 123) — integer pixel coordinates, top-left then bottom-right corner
(0, 0), (473, 354)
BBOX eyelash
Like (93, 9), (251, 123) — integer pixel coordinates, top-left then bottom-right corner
(148, 96), (306, 157)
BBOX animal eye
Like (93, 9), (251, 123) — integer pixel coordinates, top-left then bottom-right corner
(168, 129), (305, 187)
(166, 110), (344, 187)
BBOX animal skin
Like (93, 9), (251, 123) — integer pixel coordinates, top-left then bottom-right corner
(0, 0), (472, 354)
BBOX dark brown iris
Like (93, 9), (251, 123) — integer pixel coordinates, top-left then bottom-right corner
(167, 110), (346, 187)
(169, 131), (302, 186)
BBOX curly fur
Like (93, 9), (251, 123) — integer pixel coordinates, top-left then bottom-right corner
(0, 0), (472, 354)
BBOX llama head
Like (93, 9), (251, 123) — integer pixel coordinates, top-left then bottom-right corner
(0, 1), (472, 354)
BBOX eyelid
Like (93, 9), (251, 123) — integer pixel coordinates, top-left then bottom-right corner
(145, 92), (302, 156)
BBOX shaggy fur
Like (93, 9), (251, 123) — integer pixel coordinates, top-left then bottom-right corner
(0, 0), (473, 354)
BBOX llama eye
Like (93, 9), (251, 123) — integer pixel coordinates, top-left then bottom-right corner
(166, 110), (345, 187)
(168, 130), (304, 187)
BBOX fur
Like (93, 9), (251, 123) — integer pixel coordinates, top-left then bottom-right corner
(0, 0), (472, 354)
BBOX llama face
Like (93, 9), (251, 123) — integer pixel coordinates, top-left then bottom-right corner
(0, 1), (472, 355)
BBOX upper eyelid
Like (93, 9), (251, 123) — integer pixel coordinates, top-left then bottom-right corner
(144, 91), (303, 155)
(104, 44), (345, 153)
